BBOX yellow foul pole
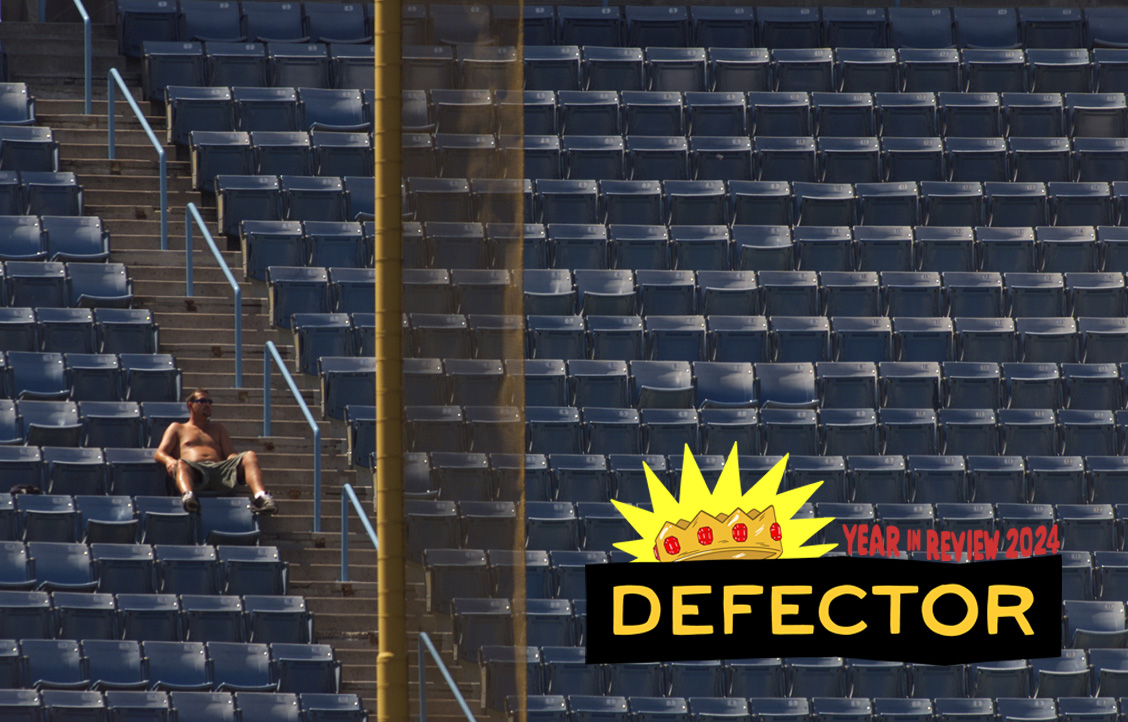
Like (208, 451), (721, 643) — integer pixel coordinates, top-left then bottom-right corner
(372, 0), (405, 720)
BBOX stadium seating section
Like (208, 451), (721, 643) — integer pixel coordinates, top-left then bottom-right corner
(5, 1), (1115, 720)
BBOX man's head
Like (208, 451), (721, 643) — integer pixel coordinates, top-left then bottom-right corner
(186, 388), (213, 419)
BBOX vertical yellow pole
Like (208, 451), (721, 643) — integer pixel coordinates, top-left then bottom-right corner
(372, 0), (405, 720)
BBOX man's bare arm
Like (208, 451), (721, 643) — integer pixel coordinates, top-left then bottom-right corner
(153, 423), (182, 475)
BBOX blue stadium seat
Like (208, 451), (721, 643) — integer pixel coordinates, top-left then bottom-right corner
(271, 643), (340, 695)
(755, 137), (817, 183)
(131, 495), (195, 544)
(1074, 138), (1128, 182)
(74, 495), (133, 543)
(281, 175), (346, 222)
(310, 132), (371, 179)
(118, 593), (180, 642)
(156, 544), (220, 595)
(1067, 93), (1128, 137)
(1093, 48), (1128, 97)
(79, 401), (144, 449)
(216, 175), (283, 238)
(656, 181), (722, 227)
(879, 408), (939, 456)
(243, 595), (309, 644)
(646, 48), (707, 93)
(817, 362), (877, 409)
(1068, 272), (1127, 316)
(174, 0), (241, 43)
(168, 691), (236, 722)
(300, 693), (365, 722)
(208, 641), (275, 692)
(938, 92), (1002, 137)
(524, 46), (580, 92)
(834, 48), (897, 93)
(116, 0), (180, 59)
(237, 692), (300, 722)
(6, 261), (65, 308)
(204, 43), (267, 88)
(920, 182), (984, 227)
(267, 43), (329, 89)
(636, 272), (695, 317)
(0, 215), (42, 261)
(897, 50), (961, 97)
(692, 7), (755, 48)
(1001, 92), (1064, 138)
(92, 544), (157, 595)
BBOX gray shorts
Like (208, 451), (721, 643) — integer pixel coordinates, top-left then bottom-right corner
(183, 452), (246, 496)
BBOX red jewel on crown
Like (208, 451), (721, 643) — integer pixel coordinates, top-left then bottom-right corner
(732, 523), (748, 542)
(770, 522), (782, 541)
(664, 536), (680, 555)
(697, 526), (713, 545)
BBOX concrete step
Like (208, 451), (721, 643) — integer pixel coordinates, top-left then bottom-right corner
(64, 142), (172, 161)
(62, 158), (188, 177)
(137, 295), (267, 313)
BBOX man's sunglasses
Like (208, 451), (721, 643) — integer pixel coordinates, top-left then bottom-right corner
(190, 398), (213, 405)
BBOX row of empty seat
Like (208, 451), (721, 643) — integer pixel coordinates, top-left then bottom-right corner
(119, 0), (371, 57)
(386, 444), (1128, 506)
(167, 88), (377, 144)
(0, 308), (156, 354)
(234, 221), (371, 277)
(469, 646), (1128, 699)
(382, 314), (1128, 364)
(399, 442), (1128, 509)
(215, 175), (371, 235)
(0, 216), (108, 263)
(144, 43), (374, 100)
(0, 401), (185, 449)
(0, 493), (260, 545)
(403, 5), (1128, 51)
(396, 359), (1128, 412)
(396, 223), (1128, 274)
(0, 592), (304, 642)
(0, 442), (210, 495)
(0, 638), (337, 694)
(0, 542), (282, 596)
(403, 268), (1128, 316)
(0, 351), (178, 400)
(410, 186), (1128, 238)
(409, 90), (1128, 139)
(506, 47), (1128, 95)
(0, 689), (361, 722)
(401, 400), (1128, 464)
(0, 262), (129, 309)
(408, 137), (1128, 184)
(509, 694), (1128, 722)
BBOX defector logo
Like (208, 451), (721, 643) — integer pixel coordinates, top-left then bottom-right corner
(585, 446), (1062, 665)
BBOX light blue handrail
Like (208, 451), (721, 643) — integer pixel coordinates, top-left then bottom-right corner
(107, 68), (167, 250)
(419, 631), (477, 722)
(185, 202), (241, 388)
(37, 0), (91, 113)
(263, 340), (321, 531)
(338, 482), (377, 582)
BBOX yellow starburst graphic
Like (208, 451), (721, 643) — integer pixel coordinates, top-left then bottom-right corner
(611, 445), (838, 562)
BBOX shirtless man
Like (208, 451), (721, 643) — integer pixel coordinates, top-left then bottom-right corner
(154, 388), (277, 514)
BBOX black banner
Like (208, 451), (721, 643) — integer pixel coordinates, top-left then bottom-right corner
(586, 555), (1061, 665)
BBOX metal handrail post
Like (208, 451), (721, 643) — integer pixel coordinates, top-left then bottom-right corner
(185, 203), (242, 387)
(418, 632), (477, 722)
(263, 341), (322, 531)
(74, 0), (91, 114)
(107, 68), (167, 249)
(339, 483), (379, 582)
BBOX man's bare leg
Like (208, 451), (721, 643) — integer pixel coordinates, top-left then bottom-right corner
(238, 451), (266, 495)
(238, 451), (277, 513)
(175, 461), (200, 512)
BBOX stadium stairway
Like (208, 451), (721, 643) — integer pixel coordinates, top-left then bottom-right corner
(0, 17), (485, 720)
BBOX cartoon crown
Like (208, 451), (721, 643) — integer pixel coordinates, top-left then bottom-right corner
(654, 506), (783, 562)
